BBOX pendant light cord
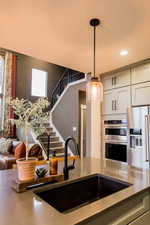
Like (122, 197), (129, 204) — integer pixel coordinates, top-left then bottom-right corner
(93, 26), (96, 78)
(90, 18), (100, 79)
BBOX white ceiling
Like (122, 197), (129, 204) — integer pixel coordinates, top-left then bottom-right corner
(0, 0), (150, 74)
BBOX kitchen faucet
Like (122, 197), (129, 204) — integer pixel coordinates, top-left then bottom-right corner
(63, 136), (79, 180)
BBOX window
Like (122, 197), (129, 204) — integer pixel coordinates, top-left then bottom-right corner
(31, 68), (47, 97)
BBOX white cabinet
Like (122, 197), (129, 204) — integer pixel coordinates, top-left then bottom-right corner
(103, 70), (130, 90)
(102, 90), (114, 115)
(115, 86), (131, 114)
(128, 211), (150, 225)
(102, 86), (130, 115)
(83, 190), (150, 225)
(103, 75), (115, 90)
(131, 63), (150, 84)
(132, 82), (150, 106)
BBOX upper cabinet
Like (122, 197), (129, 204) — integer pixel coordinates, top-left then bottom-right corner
(132, 82), (150, 106)
(103, 70), (130, 90)
(115, 86), (131, 114)
(102, 61), (150, 114)
(102, 90), (114, 115)
(102, 86), (131, 115)
(131, 63), (150, 84)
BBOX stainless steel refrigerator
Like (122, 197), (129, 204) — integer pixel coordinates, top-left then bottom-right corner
(128, 106), (150, 169)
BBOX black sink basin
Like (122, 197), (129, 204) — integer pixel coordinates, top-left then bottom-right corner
(35, 174), (131, 213)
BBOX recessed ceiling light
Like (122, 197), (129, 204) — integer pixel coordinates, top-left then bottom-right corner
(120, 50), (128, 56)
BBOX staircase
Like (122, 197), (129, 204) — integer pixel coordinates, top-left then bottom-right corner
(36, 69), (85, 159)
(38, 123), (68, 158)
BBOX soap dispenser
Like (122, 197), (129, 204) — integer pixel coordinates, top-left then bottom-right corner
(50, 151), (58, 175)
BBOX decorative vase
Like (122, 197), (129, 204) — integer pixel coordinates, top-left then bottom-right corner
(17, 157), (37, 181)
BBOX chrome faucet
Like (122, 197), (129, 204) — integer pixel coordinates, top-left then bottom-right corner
(63, 136), (79, 180)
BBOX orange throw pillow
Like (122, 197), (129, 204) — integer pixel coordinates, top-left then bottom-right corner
(15, 142), (26, 160)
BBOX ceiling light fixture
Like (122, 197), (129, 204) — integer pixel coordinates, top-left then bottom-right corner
(87, 18), (103, 102)
(120, 50), (128, 56)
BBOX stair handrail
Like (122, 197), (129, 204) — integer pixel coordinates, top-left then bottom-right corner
(51, 68), (68, 97)
(50, 69), (85, 108)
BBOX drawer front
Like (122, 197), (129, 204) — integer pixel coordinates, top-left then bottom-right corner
(128, 211), (150, 225)
(80, 190), (150, 225)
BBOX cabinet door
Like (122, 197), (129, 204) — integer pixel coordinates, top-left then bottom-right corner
(102, 87), (131, 115)
(131, 63), (150, 84)
(102, 90), (115, 115)
(128, 211), (150, 225)
(103, 75), (114, 91)
(114, 70), (130, 89)
(115, 86), (131, 114)
(82, 190), (150, 225)
(103, 70), (130, 90)
(132, 82), (150, 106)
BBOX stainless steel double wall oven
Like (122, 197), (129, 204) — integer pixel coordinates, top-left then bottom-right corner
(104, 120), (128, 162)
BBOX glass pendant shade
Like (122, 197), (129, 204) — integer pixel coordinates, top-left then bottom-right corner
(87, 77), (103, 102)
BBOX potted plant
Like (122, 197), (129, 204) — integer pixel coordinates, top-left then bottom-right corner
(10, 97), (50, 181)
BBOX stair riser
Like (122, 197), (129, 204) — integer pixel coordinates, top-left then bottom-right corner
(50, 148), (64, 152)
(43, 123), (51, 127)
(45, 128), (53, 132)
(39, 136), (59, 142)
(43, 142), (63, 148)
(49, 153), (70, 157)
(49, 148), (64, 154)
(41, 132), (56, 136)
(50, 137), (59, 142)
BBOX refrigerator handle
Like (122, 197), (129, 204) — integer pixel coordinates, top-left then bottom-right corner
(127, 107), (133, 128)
(145, 115), (149, 162)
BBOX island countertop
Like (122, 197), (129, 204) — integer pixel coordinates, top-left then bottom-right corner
(0, 158), (150, 225)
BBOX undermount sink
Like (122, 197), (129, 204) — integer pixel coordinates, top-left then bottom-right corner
(35, 174), (131, 213)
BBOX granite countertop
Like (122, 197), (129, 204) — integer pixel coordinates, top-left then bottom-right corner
(0, 158), (150, 225)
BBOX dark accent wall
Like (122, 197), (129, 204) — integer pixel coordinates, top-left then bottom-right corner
(16, 54), (65, 102)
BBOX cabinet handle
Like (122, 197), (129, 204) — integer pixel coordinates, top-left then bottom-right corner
(115, 100), (117, 110)
(112, 100), (116, 111)
(145, 115), (150, 161)
(112, 77), (114, 85)
(112, 100), (114, 110)
(114, 76), (117, 85)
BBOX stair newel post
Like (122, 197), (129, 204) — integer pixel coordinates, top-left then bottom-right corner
(47, 134), (50, 160)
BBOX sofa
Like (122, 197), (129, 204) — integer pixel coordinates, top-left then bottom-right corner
(0, 139), (43, 170)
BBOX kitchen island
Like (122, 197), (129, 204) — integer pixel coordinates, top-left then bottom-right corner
(0, 158), (150, 225)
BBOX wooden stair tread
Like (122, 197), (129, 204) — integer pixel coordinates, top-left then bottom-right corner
(39, 136), (58, 140)
(50, 146), (64, 150)
(43, 141), (62, 144)
(49, 153), (69, 157)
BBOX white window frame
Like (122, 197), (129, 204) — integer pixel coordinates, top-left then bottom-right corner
(31, 68), (48, 97)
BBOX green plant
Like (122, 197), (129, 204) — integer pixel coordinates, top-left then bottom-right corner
(10, 97), (50, 160)
(36, 167), (48, 178)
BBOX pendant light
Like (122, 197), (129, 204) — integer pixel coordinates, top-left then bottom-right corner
(87, 18), (103, 102)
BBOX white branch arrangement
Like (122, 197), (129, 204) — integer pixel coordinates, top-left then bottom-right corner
(10, 97), (50, 160)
